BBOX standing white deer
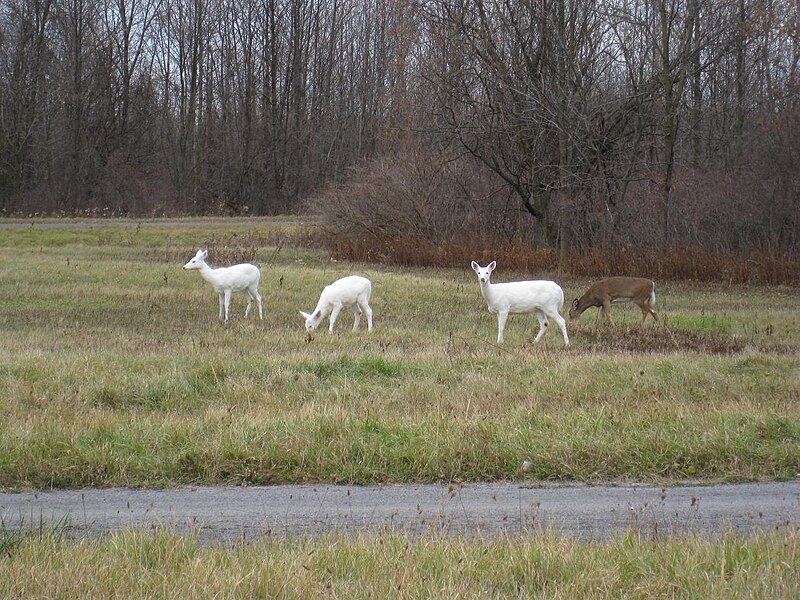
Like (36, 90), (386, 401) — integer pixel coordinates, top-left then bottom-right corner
(299, 275), (373, 334)
(183, 249), (263, 321)
(471, 261), (569, 345)
(569, 276), (657, 323)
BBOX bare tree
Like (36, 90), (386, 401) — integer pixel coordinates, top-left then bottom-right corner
(0, 0), (796, 262)
(0, 0), (53, 205)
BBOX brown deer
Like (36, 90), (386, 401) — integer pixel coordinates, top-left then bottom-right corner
(569, 277), (658, 324)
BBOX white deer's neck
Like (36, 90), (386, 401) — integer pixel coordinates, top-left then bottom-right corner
(198, 262), (220, 284)
(314, 299), (333, 318)
(479, 280), (499, 302)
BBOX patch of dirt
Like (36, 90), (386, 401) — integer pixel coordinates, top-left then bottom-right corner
(571, 325), (796, 355)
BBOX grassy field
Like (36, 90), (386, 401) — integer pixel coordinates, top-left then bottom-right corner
(1, 221), (798, 596)
(0, 220), (798, 490)
(0, 527), (796, 598)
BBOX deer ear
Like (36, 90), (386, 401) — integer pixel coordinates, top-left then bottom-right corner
(488, 261), (496, 271)
(471, 261), (480, 272)
(299, 310), (311, 319)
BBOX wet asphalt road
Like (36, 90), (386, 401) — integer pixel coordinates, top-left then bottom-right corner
(1, 481), (798, 544)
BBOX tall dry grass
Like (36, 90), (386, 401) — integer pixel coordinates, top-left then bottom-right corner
(320, 233), (800, 286)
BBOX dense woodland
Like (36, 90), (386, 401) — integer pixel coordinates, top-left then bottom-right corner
(1, 0), (798, 264)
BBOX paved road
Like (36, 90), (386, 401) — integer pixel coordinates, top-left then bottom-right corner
(2, 481), (798, 544)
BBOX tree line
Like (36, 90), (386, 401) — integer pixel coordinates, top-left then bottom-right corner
(1, 0), (798, 255)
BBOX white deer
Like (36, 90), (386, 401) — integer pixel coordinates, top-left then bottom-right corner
(299, 275), (373, 334)
(569, 276), (657, 324)
(471, 261), (569, 345)
(183, 248), (263, 321)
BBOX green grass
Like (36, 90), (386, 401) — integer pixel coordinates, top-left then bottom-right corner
(0, 222), (798, 488)
(0, 528), (796, 598)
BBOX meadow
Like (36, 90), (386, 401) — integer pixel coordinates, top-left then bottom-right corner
(0, 528), (797, 598)
(1, 220), (798, 597)
(0, 220), (798, 489)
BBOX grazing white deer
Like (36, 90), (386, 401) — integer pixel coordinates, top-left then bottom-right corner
(300, 275), (373, 334)
(569, 276), (657, 323)
(183, 249), (263, 321)
(471, 261), (569, 345)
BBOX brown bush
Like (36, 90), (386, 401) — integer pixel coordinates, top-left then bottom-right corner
(320, 232), (799, 286)
(305, 150), (536, 243)
(321, 234), (555, 271)
(306, 149), (799, 286)
(568, 245), (799, 286)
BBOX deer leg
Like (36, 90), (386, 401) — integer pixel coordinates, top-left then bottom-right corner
(253, 288), (263, 320)
(223, 289), (232, 321)
(533, 312), (549, 343)
(647, 304), (658, 322)
(352, 304), (362, 331)
(496, 311), (509, 344)
(244, 291), (253, 319)
(636, 301), (658, 324)
(328, 304), (343, 333)
(217, 293), (225, 320)
(550, 311), (570, 346)
(359, 300), (373, 332)
(601, 300), (613, 324)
